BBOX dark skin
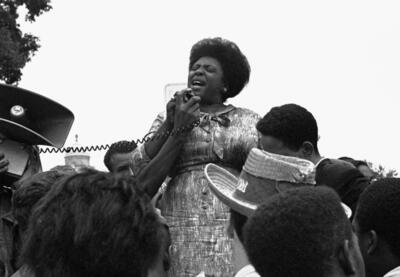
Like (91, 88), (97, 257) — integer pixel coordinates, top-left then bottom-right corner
(259, 135), (322, 164)
(353, 217), (400, 277)
(138, 56), (228, 197)
(136, 91), (201, 197)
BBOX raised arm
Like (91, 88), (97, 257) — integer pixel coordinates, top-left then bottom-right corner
(142, 98), (175, 159)
(134, 91), (201, 197)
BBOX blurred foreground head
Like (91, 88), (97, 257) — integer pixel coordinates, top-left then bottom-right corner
(21, 170), (171, 277)
(12, 167), (75, 233)
(244, 187), (365, 277)
(353, 178), (400, 277)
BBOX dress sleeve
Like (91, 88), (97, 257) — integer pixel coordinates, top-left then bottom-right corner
(234, 108), (261, 151)
(221, 108), (261, 171)
(130, 111), (166, 177)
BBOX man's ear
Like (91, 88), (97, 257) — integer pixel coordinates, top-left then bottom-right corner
(366, 230), (378, 255)
(338, 239), (357, 275)
(300, 141), (314, 158)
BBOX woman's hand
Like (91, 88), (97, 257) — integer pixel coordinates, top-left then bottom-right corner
(0, 152), (9, 174)
(173, 89), (201, 133)
(166, 97), (176, 129)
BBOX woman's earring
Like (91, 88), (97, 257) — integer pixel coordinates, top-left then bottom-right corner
(223, 87), (228, 93)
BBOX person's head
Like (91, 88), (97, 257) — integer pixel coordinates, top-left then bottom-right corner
(206, 147), (316, 244)
(353, 178), (400, 277)
(103, 140), (137, 175)
(21, 170), (171, 277)
(0, 143), (42, 189)
(356, 163), (375, 181)
(244, 186), (364, 277)
(12, 168), (74, 234)
(188, 37), (250, 104)
(339, 157), (376, 181)
(257, 103), (320, 163)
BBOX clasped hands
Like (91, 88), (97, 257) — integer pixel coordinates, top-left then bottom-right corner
(166, 89), (201, 133)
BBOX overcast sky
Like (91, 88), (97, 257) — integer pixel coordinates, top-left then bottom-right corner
(16, 0), (400, 172)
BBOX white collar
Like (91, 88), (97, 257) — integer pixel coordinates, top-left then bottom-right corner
(384, 266), (400, 277)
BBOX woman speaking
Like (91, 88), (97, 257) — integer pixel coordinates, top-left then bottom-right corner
(131, 37), (260, 276)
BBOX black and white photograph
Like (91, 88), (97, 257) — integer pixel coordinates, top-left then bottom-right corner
(1, 1), (399, 276)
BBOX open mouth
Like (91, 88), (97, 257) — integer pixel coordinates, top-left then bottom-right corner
(190, 80), (205, 91)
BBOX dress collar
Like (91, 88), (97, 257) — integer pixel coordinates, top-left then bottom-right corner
(200, 104), (235, 116)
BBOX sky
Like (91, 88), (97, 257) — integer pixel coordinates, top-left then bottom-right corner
(15, 0), (400, 172)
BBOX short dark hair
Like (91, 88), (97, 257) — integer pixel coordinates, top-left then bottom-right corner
(12, 169), (74, 232)
(244, 187), (351, 277)
(256, 104), (319, 154)
(189, 37), (250, 101)
(355, 177), (400, 258)
(103, 140), (137, 171)
(338, 157), (369, 168)
(21, 170), (167, 277)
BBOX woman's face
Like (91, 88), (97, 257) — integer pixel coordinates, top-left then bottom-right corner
(188, 56), (225, 105)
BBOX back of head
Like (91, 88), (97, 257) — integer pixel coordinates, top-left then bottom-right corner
(12, 168), (74, 232)
(103, 140), (137, 171)
(21, 170), (167, 277)
(355, 177), (400, 258)
(338, 157), (368, 169)
(256, 103), (319, 154)
(339, 157), (376, 181)
(244, 186), (352, 277)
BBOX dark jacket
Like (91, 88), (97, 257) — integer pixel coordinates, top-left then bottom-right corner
(315, 158), (370, 215)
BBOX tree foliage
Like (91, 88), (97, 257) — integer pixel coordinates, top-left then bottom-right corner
(0, 0), (51, 84)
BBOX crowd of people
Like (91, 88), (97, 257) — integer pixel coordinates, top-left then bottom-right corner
(0, 36), (399, 277)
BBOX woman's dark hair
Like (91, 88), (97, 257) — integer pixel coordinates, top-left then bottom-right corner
(189, 37), (250, 101)
(21, 170), (167, 277)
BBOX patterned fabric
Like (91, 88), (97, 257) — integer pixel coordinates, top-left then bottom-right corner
(243, 149), (315, 184)
(131, 105), (260, 277)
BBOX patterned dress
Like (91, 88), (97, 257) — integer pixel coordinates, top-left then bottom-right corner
(131, 105), (260, 277)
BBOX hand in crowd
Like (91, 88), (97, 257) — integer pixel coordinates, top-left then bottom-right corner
(172, 88), (201, 133)
(0, 152), (9, 174)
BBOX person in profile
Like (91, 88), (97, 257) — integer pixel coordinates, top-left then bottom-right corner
(205, 147), (316, 277)
(353, 178), (400, 277)
(256, 103), (370, 214)
(244, 186), (365, 277)
(103, 140), (138, 176)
